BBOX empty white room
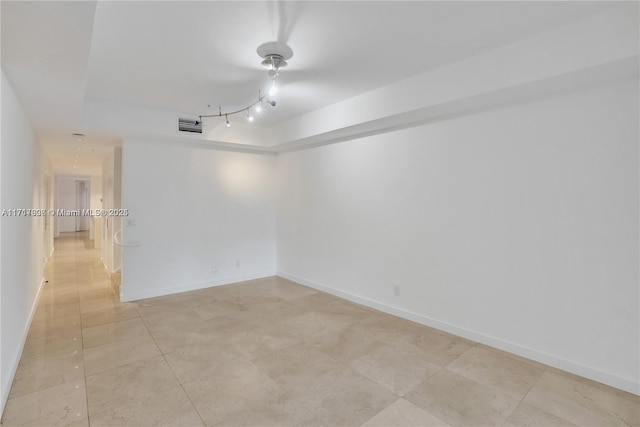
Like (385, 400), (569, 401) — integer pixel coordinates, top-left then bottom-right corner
(0, 1), (638, 426)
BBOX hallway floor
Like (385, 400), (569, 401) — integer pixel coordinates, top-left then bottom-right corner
(1, 232), (638, 426)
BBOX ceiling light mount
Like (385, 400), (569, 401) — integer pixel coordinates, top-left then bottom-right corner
(261, 54), (287, 71)
(199, 41), (293, 126)
(257, 41), (293, 70)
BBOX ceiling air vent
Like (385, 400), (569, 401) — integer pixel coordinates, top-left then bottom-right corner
(177, 117), (202, 134)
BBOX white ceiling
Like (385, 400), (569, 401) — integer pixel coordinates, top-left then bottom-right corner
(1, 1), (615, 175)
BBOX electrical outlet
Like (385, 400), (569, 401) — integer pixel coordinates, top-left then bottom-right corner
(393, 285), (400, 296)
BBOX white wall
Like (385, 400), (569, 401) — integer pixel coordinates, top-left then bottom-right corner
(90, 175), (102, 247)
(276, 79), (639, 394)
(0, 71), (47, 414)
(101, 148), (121, 275)
(121, 139), (276, 301)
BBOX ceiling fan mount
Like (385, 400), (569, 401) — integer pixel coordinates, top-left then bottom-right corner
(257, 41), (294, 71)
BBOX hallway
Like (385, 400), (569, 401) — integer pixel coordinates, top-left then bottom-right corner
(1, 231), (124, 425)
(2, 233), (639, 426)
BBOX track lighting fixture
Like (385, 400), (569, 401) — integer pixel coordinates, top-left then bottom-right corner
(268, 77), (278, 97)
(198, 41), (292, 127)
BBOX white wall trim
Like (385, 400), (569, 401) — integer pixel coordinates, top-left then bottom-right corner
(121, 271), (277, 302)
(0, 277), (46, 415)
(278, 271), (640, 396)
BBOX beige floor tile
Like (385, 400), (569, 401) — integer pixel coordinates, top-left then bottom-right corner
(252, 343), (345, 389)
(135, 290), (207, 312)
(523, 371), (640, 426)
(9, 351), (84, 399)
(182, 361), (282, 425)
(361, 398), (450, 426)
(546, 366), (640, 406)
(86, 355), (179, 416)
(308, 325), (385, 363)
(405, 369), (519, 426)
(21, 331), (83, 363)
(284, 366), (399, 426)
(78, 287), (115, 301)
(290, 291), (342, 309)
(219, 394), (322, 426)
(79, 296), (120, 314)
(88, 385), (204, 426)
(505, 401), (576, 426)
(139, 307), (207, 333)
(149, 321), (222, 354)
(1, 380), (87, 426)
(38, 289), (78, 304)
(80, 304), (139, 328)
(27, 320), (82, 341)
(221, 278), (282, 298)
(191, 298), (250, 320)
(203, 309), (262, 337)
(316, 299), (377, 321)
(223, 294), (287, 313)
(82, 317), (149, 348)
(352, 315), (416, 344)
(351, 343), (442, 395)
(37, 294), (79, 310)
(243, 300), (310, 325)
(164, 342), (246, 384)
(228, 325), (302, 360)
(83, 334), (161, 376)
(65, 417), (90, 427)
(258, 279), (319, 301)
(277, 311), (353, 340)
(30, 309), (81, 326)
(394, 328), (474, 367)
(446, 345), (545, 400)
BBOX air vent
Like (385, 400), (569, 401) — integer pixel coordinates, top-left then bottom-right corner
(178, 117), (202, 134)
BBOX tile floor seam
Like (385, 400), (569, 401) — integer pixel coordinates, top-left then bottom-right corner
(502, 368), (554, 426)
(440, 363), (533, 404)
(136, 306), (208, 427)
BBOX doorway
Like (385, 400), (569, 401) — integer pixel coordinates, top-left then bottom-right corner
(54, 176), (91, 236)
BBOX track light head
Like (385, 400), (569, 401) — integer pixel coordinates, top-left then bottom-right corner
(268, 81), (278, 97)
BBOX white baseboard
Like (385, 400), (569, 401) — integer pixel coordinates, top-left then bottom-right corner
(120, 271), (278, 302)
(1, 277), (46, 416)
(278, 270), (639, 396)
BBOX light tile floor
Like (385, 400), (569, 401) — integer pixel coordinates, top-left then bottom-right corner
(2, 232), (639, 426)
